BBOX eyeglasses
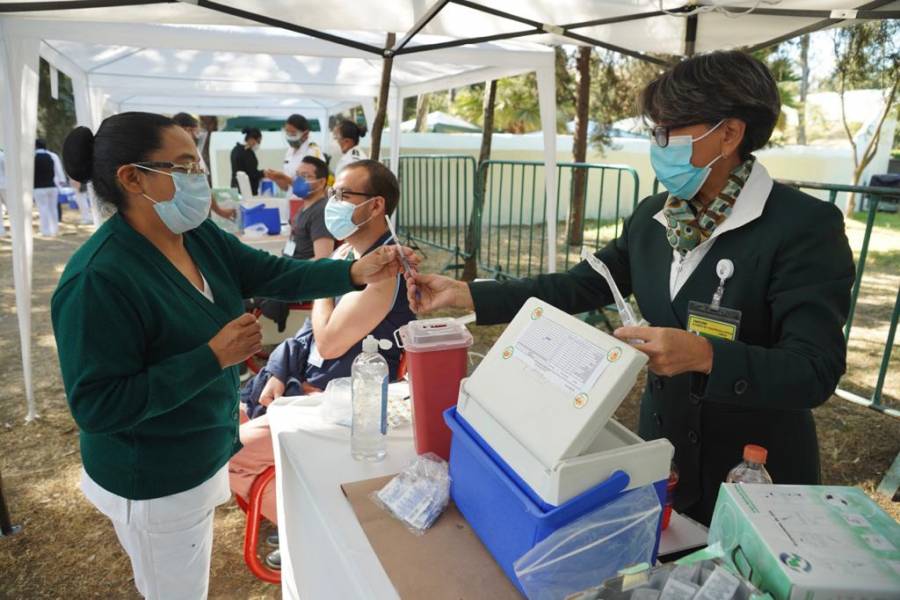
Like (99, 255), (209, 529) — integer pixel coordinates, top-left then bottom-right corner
(650, 122), (718, 148)
(133, 161), (207, 175)
(326, 187), (374, 202)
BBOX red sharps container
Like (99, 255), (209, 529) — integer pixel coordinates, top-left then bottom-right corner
(396, 318), (473, 460)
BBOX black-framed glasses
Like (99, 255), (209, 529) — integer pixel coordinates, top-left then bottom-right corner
(650, 122), (719, 148)
(133, 161), (207, 175)
(326, 187), (374, 202)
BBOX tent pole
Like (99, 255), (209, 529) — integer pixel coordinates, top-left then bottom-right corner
(369, 33), (396, 162)
(536, 64), (558, 274)
(387, 89), (402, 177)
(0, 21), (40, 422)
(684, 14), (698, 57)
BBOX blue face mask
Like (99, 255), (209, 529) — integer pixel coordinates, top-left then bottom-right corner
(134, 165), (211, 234)
(324, 195), (375, 239)
(650, 120), (724, 200)
(292, 176), (311, 198)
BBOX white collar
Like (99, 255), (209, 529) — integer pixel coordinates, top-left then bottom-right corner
(653, 160), (773, 239)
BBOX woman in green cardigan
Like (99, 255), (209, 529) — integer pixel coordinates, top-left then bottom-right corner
(51, 112), (415, 599)
(408, 51), (855, 525)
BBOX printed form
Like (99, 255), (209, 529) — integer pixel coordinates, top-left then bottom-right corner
(513, 316), (609, 395)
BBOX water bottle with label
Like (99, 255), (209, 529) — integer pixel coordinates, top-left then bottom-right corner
(351, 335), (390, 462)
(726, 444), (773, 484)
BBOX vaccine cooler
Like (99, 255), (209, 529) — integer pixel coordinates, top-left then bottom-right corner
(444, 297), (674, 591)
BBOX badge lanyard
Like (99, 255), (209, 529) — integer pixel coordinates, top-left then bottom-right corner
(687, 259), (742, 342)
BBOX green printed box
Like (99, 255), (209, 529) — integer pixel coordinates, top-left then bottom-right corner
(708, 484), (900, 599)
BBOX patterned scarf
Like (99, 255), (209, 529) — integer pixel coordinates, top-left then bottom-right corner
(663, 157), (755, 255)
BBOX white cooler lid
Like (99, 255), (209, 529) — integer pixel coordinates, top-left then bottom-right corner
(458, 297), (648, 470)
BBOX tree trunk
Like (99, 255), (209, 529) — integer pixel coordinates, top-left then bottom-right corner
(415, 93), (430, 132)
(462, 80), (497, 281)
(369, 33), (396, 162)
(797, 34), (810, 145)
(846, 77), (899, 214)
(567, 46), (592, 247)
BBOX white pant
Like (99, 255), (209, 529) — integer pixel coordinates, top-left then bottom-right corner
(33, 187), (59, 236)
(0, 190), (6, 235)
(81, 467), (230, 600)
(75, 191), (93, 224)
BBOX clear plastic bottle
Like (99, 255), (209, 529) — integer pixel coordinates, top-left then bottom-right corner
(351, 336), (389, 462)
(726, 444), (774, 484)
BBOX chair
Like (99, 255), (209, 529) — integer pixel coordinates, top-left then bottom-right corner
(236, 352), (408, 584)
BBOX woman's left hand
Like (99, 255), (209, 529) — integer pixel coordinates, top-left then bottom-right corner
(614, 326), (713, 377)
(350, 245), (420, 286)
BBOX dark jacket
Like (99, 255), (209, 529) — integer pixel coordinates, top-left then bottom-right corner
(230, 143), (263, 194)
(469, 178), (854, 524)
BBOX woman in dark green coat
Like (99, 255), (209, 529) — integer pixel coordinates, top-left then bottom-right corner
(408, 51), (854, 525)
(51, 112), (414, 599)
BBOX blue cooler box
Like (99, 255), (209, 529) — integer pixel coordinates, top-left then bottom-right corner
(443, 298), (673, 593)
(240, 204), (281, 235)
(445, 407), (667, 593)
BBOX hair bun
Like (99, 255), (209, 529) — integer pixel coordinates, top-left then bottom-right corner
(63, 126), (95, 182)
(358, 124), (367, 139)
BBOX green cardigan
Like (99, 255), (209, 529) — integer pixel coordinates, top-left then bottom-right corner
(470, 182), (854, 524)
(52, 214), (358, 500)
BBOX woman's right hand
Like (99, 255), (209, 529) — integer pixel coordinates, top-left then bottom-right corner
(259, 375), (285, 407)
(406, 273), (474, 314)
(208, 313), (263, 369)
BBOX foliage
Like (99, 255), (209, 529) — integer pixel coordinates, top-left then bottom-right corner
(830, 20), (899, 211)
(588, 50), (664, 150)
(37, 58), (77, 155)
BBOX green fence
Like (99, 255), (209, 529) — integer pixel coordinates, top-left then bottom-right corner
(394, 155), (477, 273)
(473, 160), (640, 279)
(780, 180), (900, 417)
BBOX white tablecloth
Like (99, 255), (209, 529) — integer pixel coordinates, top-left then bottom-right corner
(270, 397), (708, 600)
(269, 397), (416, 600)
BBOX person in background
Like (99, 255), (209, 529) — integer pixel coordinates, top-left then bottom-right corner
(407, 51), (855, 526)
(288, 156), (335, 260)
(173, 112), (236, 220)
(264, 114), (322, 191)
(34, 138), (67, 237)
(230, 127), (264, 195)
(230, 159), (414, 570)
(72, 178), (93, 225)
(52, 112), (415, 600)
(0, 147), (6, 236)
(331, 119), (368, 177)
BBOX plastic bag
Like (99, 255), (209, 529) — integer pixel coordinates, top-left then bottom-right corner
(513, 484), (662, 600)
(242, 222), (269, 238)
(371, 453), (451, 535)
(320, 377), (352, 426)
(566, 552), (769, 600)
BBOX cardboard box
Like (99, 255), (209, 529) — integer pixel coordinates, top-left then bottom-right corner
(708, 484), (900, 599)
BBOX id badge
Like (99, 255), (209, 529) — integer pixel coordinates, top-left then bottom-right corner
(687, 300), (741, 342)
(308, 343), (325, 368)
(282, 239), (296, 257)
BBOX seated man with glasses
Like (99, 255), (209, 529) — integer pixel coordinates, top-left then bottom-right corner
(229, 160), (416, 569)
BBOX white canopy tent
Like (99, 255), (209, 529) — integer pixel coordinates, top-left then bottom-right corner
(1, 0), (898, 421)
(0, 15), (559, 421)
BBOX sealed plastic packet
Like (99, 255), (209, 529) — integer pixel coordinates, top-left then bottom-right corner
(371, 453), (451, 535)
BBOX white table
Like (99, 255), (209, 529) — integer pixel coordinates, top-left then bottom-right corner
(270, 398), (415, 600)
(270, 399), (708, 600)
(239, 226), (291, 257)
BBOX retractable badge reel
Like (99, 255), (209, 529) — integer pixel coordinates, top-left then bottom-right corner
(686, 259), (742, 342)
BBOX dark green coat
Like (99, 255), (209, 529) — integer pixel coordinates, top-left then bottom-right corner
(51, 214), (359, 500)
(470, 181), (854, 524)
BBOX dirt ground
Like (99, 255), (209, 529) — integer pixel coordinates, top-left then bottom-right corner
(1, 208), (898, 599)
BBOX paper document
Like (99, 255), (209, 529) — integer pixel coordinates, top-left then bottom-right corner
(513, 315), (610, 395)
